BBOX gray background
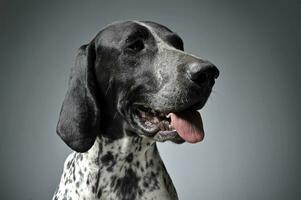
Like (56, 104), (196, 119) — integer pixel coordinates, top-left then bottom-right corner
(0, 0), (300, 199)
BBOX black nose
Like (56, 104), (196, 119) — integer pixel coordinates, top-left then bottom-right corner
(188, 62), (219, 86)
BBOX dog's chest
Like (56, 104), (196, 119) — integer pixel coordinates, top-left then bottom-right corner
(54, 137), (178, 200)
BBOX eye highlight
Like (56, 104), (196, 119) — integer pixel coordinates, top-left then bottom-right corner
(126, 39), (145, 53)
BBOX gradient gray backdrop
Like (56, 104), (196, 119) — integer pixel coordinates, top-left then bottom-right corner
(1, 0), (300, 199)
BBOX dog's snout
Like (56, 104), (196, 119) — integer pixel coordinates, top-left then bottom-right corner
(188, 62), (219, 86)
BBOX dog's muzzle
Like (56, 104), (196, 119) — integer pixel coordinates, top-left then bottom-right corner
(131, 60), (219, 144)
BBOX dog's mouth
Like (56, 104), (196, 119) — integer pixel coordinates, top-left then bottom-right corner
(132, 103), (205, 144)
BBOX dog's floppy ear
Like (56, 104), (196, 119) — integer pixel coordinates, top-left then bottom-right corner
(56, 42), (100, 152)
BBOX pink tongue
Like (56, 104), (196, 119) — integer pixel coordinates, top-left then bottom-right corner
(168, 110), (204, 143)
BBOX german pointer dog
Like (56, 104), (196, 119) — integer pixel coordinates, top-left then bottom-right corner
(53, 21), (219, 200)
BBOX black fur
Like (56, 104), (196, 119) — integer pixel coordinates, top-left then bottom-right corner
(56, 44), (100, 152)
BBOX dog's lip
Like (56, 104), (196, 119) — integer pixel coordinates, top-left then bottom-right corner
(131, 100), (205, 139)
(154, 130), (185, 143)
(132, 99), (206, 116)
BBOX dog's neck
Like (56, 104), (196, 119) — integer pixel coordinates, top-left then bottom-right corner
(59, 135), (178, 200)
(86, 135), (155, 163)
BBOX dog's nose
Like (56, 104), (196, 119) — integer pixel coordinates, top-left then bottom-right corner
(188, 62), (219, 86)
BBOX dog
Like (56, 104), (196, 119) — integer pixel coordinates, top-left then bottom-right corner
(53, 20), (219, 200)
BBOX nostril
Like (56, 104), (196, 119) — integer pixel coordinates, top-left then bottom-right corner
(192, 72), (207, 85)
(203, 67), (219, 80)
(211, 67), (220, 79)
(188, 62), (219, 86)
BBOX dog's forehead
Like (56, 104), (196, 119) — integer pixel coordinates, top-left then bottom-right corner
(95, 21), (179, 47)
(139, 21), (176, 38)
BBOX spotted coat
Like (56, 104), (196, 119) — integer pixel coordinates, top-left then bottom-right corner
(53, 136), (178, 200)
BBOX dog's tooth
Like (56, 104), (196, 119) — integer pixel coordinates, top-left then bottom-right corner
(168, 124), (175, 130)
(145, 121), (153, 126)
(161, 121), (169, 130)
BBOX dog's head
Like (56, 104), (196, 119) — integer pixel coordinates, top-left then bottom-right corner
(57, 21), (219, 152)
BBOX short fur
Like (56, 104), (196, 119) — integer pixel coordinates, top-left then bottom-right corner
(53, 21), (219, 200)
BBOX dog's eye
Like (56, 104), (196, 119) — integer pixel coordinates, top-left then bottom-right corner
(126, 40), (144, 53)
(168, 35), (184, 51)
